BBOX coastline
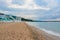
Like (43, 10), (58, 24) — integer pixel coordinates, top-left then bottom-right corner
(26, 22), (60, 37)
(0, 22), (60, 40)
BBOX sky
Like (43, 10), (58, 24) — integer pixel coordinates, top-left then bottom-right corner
(0, 0), (60, 21)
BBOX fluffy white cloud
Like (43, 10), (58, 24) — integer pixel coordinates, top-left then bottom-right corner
(45, 18), (60, 21)
(3, 0), (12, 5)
(0, 11), (9, 14)
(16, 14), (38, 19)
(7, 0), (50, 10)
(56, 18), (60, 21)
(0, 0), (60, 20)
(43, 0), (58, 8)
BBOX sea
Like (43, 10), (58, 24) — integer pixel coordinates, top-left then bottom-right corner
(26, 22), (60, 37)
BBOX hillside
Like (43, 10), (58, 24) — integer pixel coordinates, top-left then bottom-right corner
(0, 13), (34, 22)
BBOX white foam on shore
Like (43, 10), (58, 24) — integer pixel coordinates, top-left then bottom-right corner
(26, 22), (60, 37)
(40, 28), (60, 37)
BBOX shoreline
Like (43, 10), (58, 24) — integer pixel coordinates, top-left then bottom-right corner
(26, 22), (60, 37)
(0, 22), (60, 40)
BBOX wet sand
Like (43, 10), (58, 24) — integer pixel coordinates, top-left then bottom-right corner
(0, 22), (60, 40)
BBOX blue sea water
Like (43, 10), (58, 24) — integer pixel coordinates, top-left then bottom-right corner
(26, 22), (60, 37)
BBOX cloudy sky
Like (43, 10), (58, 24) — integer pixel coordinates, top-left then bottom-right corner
(0, 0), (60, 20)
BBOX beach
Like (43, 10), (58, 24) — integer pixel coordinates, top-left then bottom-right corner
(0, 22), (60, 40)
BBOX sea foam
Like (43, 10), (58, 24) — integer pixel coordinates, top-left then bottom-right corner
(41, 28), (60, 37)
(26, 22), (60, 37)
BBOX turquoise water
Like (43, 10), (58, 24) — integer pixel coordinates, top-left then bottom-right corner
(26, 22), (60, 36)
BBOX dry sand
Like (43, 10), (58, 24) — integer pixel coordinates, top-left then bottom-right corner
(0, 22), (60, 40)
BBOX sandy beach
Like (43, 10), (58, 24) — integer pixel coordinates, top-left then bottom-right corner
(0, 22), (60, 40)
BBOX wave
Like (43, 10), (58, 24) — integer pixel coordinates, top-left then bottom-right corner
(26, 22), (60, 37)
(41, 28), (60, 37)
